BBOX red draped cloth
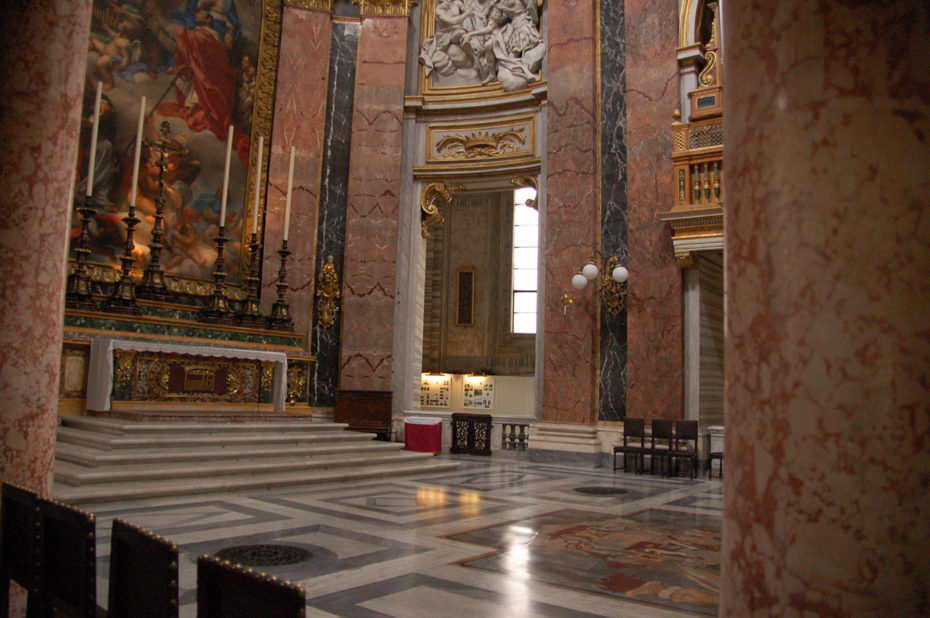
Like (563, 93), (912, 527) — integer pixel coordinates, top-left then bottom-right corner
(158, 25), (249, 166)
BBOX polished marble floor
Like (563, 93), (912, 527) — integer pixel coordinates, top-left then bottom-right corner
(86, 455), (722, 617)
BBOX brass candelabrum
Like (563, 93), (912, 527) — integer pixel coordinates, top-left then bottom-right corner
(65, 194), (99, 310)
(236, 232), (264, 326)
(266, 240), (293, 331)
(136, 123), (178, 301)
(106, 201), (141, 314)
(200, 225), (233, 324)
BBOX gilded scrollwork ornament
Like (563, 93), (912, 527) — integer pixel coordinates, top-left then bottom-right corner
(421, 182), (463, 239)
(315, 256), (341, 329)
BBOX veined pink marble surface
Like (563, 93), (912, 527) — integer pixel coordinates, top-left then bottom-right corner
(338, 16), (408, 392)
(541, 0), (598, 425)
(0, 2), (91, 499)
(623, 0), (681, 421)
(261, 6), (331, 335)
(722, 3), (930, 615)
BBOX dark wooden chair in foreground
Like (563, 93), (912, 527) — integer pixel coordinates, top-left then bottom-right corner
(196, 555), (305, 618)
(36, 497), (97, 618)
(613, 418), (645, 473)
(671, 419), (699, 479)
(1, 483), (42, 617)
(105, 519), (179, 618)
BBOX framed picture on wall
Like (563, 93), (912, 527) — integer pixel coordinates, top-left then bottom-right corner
(75, 0), (281, 289)
(456, 267), (475, 326)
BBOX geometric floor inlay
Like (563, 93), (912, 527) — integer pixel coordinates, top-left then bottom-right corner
(214, 543), (314, 567)
(449, 508), (720, 616)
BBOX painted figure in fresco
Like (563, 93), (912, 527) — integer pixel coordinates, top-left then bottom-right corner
(149, 0), (250, 165)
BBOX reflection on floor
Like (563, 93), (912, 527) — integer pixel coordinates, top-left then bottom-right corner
(85, 456), (722, 617)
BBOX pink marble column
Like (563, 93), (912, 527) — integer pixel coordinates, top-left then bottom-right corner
(0, 2), (91, 497)
(624, 0), (681, 421)
(261, 6), (332, 333)
(541, 0), (598, 425)
(722, 3), (930, 614)
(338, 14), (409, 391)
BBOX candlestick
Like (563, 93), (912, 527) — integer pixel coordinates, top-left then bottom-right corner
(252, 134), (263, 234)
(86, 81), (103, 197)
(200, 225), (233, 324)
(284, 146), (295, 241)
(267, 239), (293, 331)
(129, 96), (146, 208)
(220, 124), (234, 226)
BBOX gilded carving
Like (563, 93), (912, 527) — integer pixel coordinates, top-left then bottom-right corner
(115, 350), (136, 389)
(315, 256), (341, 329)
(599, 256), (628, 315)
(355, 0), (417, 16)
(285, 0), (334, 9)
(421, 182), (463, 239)
(677, 253), (696, 269)
(699, 50), (717, 87)
(261, 362), (275, 391)
(436, 129), (526, 159)
(287, 363), (308, 405)
(510, 176), (538, 209)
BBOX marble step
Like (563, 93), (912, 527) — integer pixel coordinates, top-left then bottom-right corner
(52, 459), (460, 505)
(54, 449), (433, 486)
(56, 425), (375, 451)
(54, 439), (405, 467)
(60, 415), (348, 436)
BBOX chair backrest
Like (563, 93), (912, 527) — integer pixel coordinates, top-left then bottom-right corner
(196, 555), (305, 618)
(622, 418), (645, 446)
(674, 420), (699, 446)
(1, 483), (41, 615)
(107, 518), (179, 618)
(37, 497), (97, 618)
(651, 419), (674, 446)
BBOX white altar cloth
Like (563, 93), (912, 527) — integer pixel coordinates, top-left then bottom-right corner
(86, 337), (288, 412)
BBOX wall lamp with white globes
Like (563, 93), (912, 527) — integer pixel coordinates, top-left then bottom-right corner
(561, 255), (629, 315)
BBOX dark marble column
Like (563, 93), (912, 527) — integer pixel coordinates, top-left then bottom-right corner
(310, 20), (359, 407)
(598, 0), (629, 422)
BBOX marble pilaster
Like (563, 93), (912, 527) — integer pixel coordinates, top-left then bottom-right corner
(261, 6), (332, 336)
(339, 15), (409, 391)
(0, 2), (91, 498)
(310, 20), (360, 406)
(598, 0), (629, 422)
(722, 3), (930, 614)
(540, 0), (599, 426)
(623, 0), (681, 421)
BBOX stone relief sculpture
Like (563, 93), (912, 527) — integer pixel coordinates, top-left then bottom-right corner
(421, 0), (544, 91)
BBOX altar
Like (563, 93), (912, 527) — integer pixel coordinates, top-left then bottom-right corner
(86, 337), (288, 413)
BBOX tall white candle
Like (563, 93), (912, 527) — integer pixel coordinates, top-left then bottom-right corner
(129, 96), (146, 208)
(252, 134), (263, 234)
(283, 146), (295, 241)
(220, 125), (234, 227)
(86, 81), (103, 197)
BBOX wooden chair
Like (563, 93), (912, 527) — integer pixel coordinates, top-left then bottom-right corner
(36, 498), (97, 618)
(647, 419), (675, 476)
(671, 420), (699, 479)
(612, 418), (645, 473)
(1, 483), (42, 617)
(105, 519), (179, 618)
(196, 555), (305, 618)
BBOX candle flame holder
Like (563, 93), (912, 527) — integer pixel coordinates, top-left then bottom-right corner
(266, 240), (293, 331)
(200, 225), (234, 324)
(236, 232), (264, 326)
(106, 202), (141, 314)
(136, 125), (176, 301)
(65, 194), (99, 310)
